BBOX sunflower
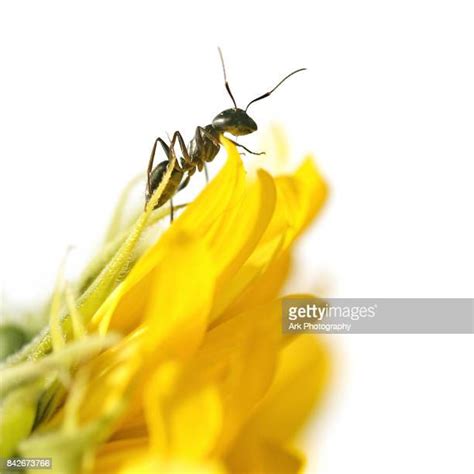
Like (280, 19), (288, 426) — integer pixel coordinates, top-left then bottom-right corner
(0, 132), (329, 474)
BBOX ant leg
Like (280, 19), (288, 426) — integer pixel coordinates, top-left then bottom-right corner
(178, 174), (191, 191)
(225, 137), (265, 156)
(170, 198), (174, 223)
(196, 127), (220, 178)
(197, 126), (221, 148)
(171, 131), (191, 160)
(169, 130), (195, 171)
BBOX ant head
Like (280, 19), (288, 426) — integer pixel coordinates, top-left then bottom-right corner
(216, 48), (306, 136)
(212, 108), (257, 136)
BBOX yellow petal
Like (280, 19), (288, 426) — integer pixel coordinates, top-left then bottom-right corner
(119, 456), (226, 474)
(223, 335), (328, 472)
(208, 166), (276, 286)
(220, 248), (291, 319)
(211, 157), (327, 320)
(208, 234), (285, 320)
(251, 335), (330, 442)
(144, 361), (180, 453)
(289, 156), (328, 237)
(226, 434), (304, 474)
(181, 299), (281, 454)
(206, 168), (278, 323)
(143, 231), (215, 358)
(258, 441), (305, 474)
(168, 384), (222, 459)
(93, 437), (148, 474)
(261, 157), (328, 250)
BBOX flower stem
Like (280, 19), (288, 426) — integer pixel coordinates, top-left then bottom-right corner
(2, 153), (176, 367)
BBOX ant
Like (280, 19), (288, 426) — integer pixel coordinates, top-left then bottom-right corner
(145, 48), (305, 220)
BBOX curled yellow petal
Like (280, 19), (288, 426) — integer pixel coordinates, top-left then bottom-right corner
(251, 335), (330, 443)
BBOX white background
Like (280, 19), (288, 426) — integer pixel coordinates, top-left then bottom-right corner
(1, 1), (473, 473)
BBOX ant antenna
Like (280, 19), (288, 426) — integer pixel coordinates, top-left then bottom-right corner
(245, 68), (307, 111)
(218, 47), (238, 109)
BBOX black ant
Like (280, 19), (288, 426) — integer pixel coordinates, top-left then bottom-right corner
(145, 48), (305, 220)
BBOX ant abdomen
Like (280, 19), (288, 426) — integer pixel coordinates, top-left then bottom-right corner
(146, 160), (184, 210)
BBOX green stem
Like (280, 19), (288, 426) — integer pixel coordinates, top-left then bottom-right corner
(2, 154), (176, 367)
